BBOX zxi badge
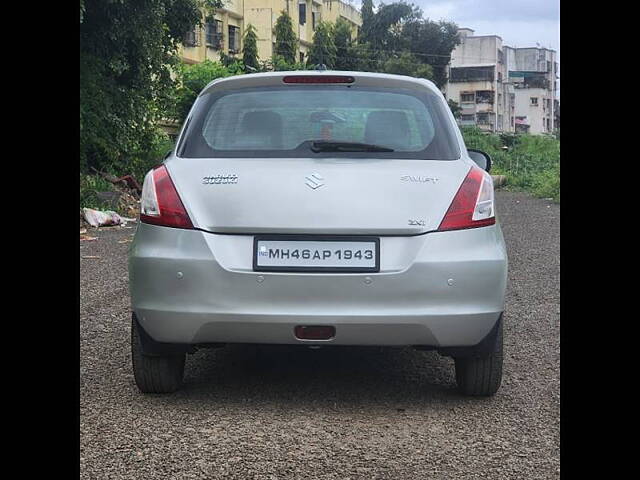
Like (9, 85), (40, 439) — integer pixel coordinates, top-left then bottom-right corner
(305, 173), (324, 190)
(408, 219), (426, 226)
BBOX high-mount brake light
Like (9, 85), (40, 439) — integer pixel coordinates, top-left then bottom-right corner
(140, 165), (194, 229)
(283, 75), (355, 84)
(438, 166), (496, 231)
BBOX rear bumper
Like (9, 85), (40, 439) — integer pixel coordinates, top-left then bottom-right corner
(128, 223), (508, 347)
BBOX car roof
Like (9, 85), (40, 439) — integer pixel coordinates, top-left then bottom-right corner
(199, 70), (442, 97)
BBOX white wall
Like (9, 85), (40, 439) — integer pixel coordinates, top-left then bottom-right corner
(451, 35), (500, 67)
(514, 88), (550, 134)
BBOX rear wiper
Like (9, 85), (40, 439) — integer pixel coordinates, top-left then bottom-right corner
(310, 141), (394, 153)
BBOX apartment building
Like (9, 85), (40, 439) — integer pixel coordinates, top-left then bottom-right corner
(445, 28), (558, 135)
(445, 29), (512, 133)
(504, 46), (558, 134)
(179, 0), (361, 66)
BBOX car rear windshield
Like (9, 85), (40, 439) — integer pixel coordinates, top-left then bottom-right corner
(177, 85), (460, 160)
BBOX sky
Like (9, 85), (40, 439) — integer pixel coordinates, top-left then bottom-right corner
(352, 0), (560, 95)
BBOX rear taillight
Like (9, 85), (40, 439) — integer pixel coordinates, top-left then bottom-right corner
(438, 166), (495, 231)
(140, 165), (193, 229)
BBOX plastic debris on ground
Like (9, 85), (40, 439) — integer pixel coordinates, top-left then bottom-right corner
(82, 208), (126, 228)
(81, 171), (142, 229)
(82, 207), (138, 228)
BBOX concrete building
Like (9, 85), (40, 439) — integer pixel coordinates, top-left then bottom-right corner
(445, 28), (558, 135)
(445, 29), (512, 133)
(179, 0), (361, 66)
(504, 46), (558, 134)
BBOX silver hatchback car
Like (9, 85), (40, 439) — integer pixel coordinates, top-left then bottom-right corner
(129, 71), (508, 396)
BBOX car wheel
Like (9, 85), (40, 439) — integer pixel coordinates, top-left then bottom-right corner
(131, 316), (185, 394)
(454, 320), (503, 396)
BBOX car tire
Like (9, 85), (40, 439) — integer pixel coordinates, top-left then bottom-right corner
(131, 316), (185, 394)
(454, 320), (503, 396)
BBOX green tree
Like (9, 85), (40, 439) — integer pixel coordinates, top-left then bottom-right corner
(219, 51), (246, 73)
(348, 41), (378, 72)
(308, 21), (337, 68)
(270, 55), (308, 71)
(353, 2), (459, 88)
(382, 52), (433, 79)
(242, 24), (259, 71)
(359, 0), (375, 43)
(365, 2), (416, 51)
(274, 11), (297, 64)
(80, 0), (205, 175)
(171, 60), (233, 122)
(401, 19), (460, 88)
(334, 18), (355, 70)
(447, 99), (461, 119)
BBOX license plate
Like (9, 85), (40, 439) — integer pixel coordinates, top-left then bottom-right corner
(253, 236), (380, 272)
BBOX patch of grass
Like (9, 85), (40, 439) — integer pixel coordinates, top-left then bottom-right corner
(80, 174), (116, 211)
(461, 127), (560, 202)
(80, 131), (176, 214)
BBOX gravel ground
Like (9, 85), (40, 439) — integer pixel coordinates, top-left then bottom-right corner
(80, 191), (560, 480)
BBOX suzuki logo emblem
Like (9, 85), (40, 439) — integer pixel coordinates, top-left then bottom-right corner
(305, 173), (324, 190)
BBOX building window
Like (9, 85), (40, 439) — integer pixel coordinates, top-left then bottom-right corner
(497, 72), (502, 82)
(476, 112), (491, 125)
(450, 66), (494, 82)
(184, 26), (201, 47)
(312, 11), (317, 30)
(300, 51), (305, 63)
(497, 49), (503, 64)
(460, 92), (474, 103)
(460, 114), (475, 122)
(205, 20), (223, 49)
(476, 90), (494, 104)
(299, 3), (307, 25)
(511, 117), (514, 127)
(228, 25), (240, 54)
(530, 97), (539, 106)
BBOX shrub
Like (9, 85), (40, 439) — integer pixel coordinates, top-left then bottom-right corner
(80, 174), (117, 210)
(461, 127), (560, 202)
(170, 60), (233, 123)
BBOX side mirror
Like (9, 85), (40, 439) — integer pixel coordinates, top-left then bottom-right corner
(467, 149), (492, 172)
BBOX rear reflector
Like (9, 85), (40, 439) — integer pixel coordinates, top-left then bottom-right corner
(283, 75), (355, 84)
(294, 326), (336, 340)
